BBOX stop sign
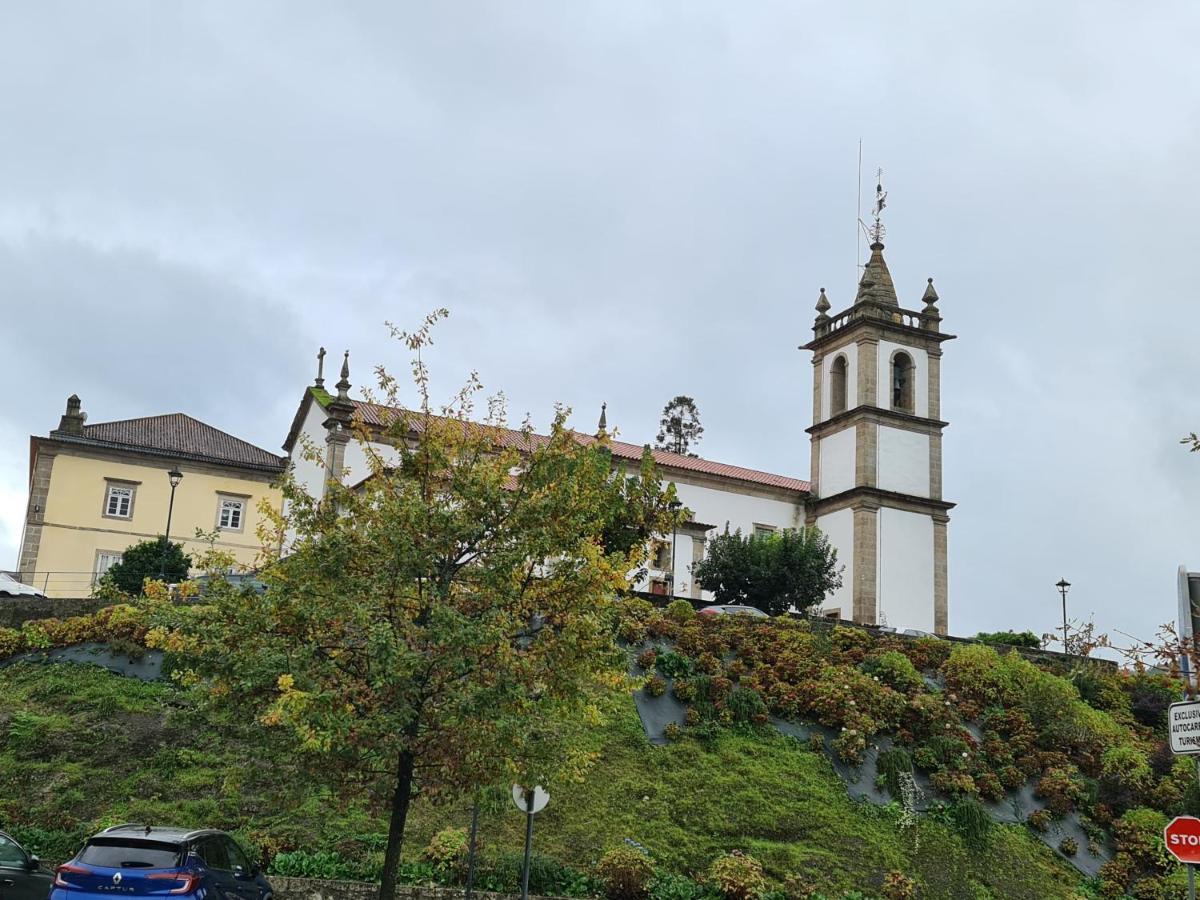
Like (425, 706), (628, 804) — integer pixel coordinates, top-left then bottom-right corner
(1164, 816), (1200, 864)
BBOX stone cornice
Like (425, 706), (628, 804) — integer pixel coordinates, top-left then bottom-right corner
(807, 485), (955, 519)
(806, 405), (948, 439)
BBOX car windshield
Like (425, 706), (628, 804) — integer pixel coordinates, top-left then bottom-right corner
(78, 840), (181, 869)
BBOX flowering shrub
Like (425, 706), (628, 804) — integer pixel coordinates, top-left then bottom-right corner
(706, 851), (766, 900)
(861, 651), (923, 694)
(423, 828), (468, 873)
(596, 846), (654, 900)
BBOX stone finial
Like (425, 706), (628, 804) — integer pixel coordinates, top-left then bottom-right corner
(922, 277), (939, 309)
(315, 347), (326, 389)
(597, 402), (608, 436)
(336, 351), (351, 400)
(57, 394), (86, 435)
(814, 287), (831, 326)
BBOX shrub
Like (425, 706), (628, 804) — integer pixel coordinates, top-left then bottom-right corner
(645, 675), (666, 698)
(621, 619), (647, 644)
(781, 873), (819, 900)
(974, 630), (1040, 648)
(423, 828), (468, 874)
(726, 688), (768, 725)
(656, 652), (693, 679)
(664, 722), (683, 742)
(1027, 809), (1052, 833)
(707, 851), (766, 900)
(1035, 766), (1085, 815)
(666, 599), (696, 623)
(596, 846), (654, 900)
(672, 679), (697, 703)
(861, 651), (923, 694)
(637, 648), (658, 671)
(1059, 837), (1078, 856)
(648, 871), (709, 900)
(1126, 672), (1181, 728)
(903, 636), (951, 671)
(100, 537), (191, 595)
(875, 747), (914, 798)
(882, 871), (917, 900)
(946, 796), (991, 850)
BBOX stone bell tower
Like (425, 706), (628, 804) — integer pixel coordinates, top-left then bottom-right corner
(802, 181), (954, 634)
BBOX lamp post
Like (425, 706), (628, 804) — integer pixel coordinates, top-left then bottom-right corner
(667, 499), (682, 598)
(160, 468), (184, 579)
(1056, 578), (1071, 652)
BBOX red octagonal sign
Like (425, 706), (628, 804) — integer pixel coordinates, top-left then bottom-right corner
(1164, 816), (1200, 864)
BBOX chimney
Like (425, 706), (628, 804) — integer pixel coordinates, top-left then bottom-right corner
(57, 394), (85, 435)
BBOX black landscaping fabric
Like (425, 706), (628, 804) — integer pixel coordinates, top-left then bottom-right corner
(1, 642), (165, 681)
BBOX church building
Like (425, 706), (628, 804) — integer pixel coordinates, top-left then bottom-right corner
(281, 211), (953, 633)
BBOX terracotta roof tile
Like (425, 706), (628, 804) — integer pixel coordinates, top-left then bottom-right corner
(345, 399), (810, 495)
(51, 413), (286, 473)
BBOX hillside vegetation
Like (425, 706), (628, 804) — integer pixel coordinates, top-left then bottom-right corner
(0, 600), (1193, 898)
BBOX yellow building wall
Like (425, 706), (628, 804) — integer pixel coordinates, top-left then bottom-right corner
(31, 450), (282, 597)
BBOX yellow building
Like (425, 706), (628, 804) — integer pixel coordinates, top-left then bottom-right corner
(17, 395), (286, 597)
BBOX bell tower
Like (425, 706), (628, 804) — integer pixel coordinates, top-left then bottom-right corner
(803, 180), (955, 634)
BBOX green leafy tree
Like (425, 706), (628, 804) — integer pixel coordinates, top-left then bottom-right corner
(98, 537), (191, 596)
(164, 311), (678, 900)
(655, 395), (703, 457)
(692, 526), (842, 616)
(974, 630), (1041, 649)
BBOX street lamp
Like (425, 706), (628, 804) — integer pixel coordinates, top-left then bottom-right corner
(160, 467), (184, 579)
(1056, 578), (1071, 651)
(667, 499), (683, 598)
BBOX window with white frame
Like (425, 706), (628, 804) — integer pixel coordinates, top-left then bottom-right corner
(104, 484), (134, 518)
(94, 551), (123, 581)
(218, 496), (246, 531)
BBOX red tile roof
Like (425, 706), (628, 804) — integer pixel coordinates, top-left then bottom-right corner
(50, 413), (286, 473)
(344, 398), (810, 495)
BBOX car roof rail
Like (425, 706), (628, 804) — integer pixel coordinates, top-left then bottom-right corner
(101, 823), (148, 834)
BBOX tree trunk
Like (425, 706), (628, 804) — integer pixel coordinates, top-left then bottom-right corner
(379, 749), (416, 900)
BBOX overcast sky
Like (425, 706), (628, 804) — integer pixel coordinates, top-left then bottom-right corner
(1, 2), (1196, 645)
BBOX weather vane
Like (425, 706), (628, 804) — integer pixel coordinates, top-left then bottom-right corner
(870, 168), (887, 244)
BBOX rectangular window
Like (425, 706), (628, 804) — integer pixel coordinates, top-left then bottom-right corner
(104, 484), (134, 518)
(95, 552), (123, 578)
(218, 497), (245, 531)
(753, 524), (777, 539)
(651, 541), (671, 571)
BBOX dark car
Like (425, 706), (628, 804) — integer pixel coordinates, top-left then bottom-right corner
(51, 825), (272, 900)
(0, 830), (53, 900)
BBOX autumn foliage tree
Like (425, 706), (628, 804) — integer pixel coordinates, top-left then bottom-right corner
(164, 311), (679, 900)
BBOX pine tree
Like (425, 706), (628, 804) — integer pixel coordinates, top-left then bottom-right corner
(655, 395), (703, 457)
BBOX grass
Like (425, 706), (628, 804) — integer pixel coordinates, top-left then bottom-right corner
(0, 662), (1084, 899)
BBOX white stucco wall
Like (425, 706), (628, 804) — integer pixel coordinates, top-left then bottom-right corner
(878, 507), (935, 633)
(877, 340), (929, 418)
(821, 342), (859, 420)
(634, 473), (806, 601)
(289, 402), (331, 501)
(876, 426), (930, 498)
(819, 428), (857, 497)
(816, 507), (854, 618)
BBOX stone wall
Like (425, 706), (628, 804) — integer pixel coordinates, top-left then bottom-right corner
(270, 877), (570, 900)
(0, 596), (110, 629)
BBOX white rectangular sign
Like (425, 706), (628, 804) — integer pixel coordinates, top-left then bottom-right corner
(1169, 701), (1200, 755)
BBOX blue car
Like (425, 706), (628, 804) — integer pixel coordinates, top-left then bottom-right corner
(52, 825), (272, 900)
